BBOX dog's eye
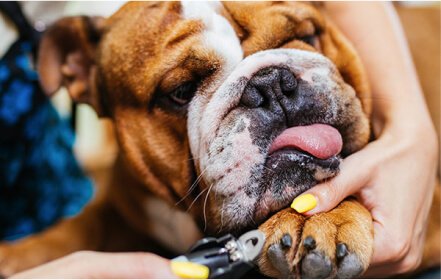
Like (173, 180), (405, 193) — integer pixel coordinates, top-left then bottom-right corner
(168, 82), (197, 106)
(153, 80), (198, 114)
(298, 35), (317, 47)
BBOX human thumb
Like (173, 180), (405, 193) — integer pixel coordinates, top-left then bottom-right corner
(290, 150), (372, 216)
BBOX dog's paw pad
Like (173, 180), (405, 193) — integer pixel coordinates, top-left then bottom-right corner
(337, 252), (364, 279)
(300, 251), (333, 279)
(267, 242), (292, 277)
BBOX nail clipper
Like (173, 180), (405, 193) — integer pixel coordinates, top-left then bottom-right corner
(173, 229), (265, 278)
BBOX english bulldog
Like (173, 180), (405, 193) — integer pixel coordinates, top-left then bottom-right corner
(0, 1), (439, 278)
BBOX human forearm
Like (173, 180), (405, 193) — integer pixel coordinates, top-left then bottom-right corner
(325, 2), (435, 137)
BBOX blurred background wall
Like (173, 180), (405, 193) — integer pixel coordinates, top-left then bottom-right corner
(396, 2), (440, 141)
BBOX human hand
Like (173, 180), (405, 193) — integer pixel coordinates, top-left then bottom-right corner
(10, 251), (209, 279)
(291, 121), (438, 276)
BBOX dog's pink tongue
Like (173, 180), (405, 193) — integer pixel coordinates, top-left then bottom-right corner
(269, 124), (343, 159)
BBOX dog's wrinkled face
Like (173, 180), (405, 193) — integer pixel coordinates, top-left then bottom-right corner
(189, 49), (369, 232)
(38, 1), (370, 234)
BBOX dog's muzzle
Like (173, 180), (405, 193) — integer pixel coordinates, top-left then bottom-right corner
(187, 49), (367, 232)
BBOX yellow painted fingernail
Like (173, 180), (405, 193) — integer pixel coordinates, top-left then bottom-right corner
(291, 193), (317, 213)
(171, 261), (210, 279)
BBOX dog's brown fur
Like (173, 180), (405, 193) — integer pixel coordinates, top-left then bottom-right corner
(258, 199), (373, 278)
(0, 2), (439, 278)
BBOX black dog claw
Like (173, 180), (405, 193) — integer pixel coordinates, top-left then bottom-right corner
(303, 236), (316, 250)
(281, 234), (292, 248)
(336, 243), (348, 259)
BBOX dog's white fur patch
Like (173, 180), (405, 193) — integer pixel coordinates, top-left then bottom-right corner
(181, 1), (243, 72)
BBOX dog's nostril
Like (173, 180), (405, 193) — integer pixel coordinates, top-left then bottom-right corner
(280, 68), (297, 94)
(241, 67), (297, 109)
(241, 84), (264, 108)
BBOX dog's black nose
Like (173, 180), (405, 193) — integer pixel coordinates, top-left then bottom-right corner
(240, 67), (297, 108)
(240, 67), (320, 127)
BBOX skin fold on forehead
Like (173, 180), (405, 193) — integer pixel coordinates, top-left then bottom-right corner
(180, 1), (243, 71)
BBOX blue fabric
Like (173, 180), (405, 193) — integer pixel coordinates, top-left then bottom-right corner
(0, 40), (93, 241)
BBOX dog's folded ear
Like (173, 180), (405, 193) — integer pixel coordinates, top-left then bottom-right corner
(38, 16), (107, 116)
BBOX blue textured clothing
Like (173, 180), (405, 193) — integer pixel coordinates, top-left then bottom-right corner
(0, 39), (93, 241)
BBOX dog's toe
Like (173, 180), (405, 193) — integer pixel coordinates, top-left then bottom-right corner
(300, 250), (333, 279)
(337, 252), (364, 278)
(267, 242), (292, 277)
(257, 209), (306, 278)
(299, 236), (333, 279)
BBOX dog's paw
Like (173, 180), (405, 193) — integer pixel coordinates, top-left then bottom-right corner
(257, 200), (373, 279)
(294, 213), (370, 279)
(298, 200), (373, 278)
